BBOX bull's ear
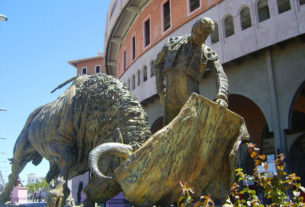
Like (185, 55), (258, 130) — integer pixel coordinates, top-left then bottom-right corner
(114, 128), (124, 143)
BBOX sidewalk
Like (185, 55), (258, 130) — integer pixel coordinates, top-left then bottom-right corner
(0, 201), (47, 207)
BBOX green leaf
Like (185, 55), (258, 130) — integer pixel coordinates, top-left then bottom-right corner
(249, 190), (256, 195)
(238, 177), (244, 182)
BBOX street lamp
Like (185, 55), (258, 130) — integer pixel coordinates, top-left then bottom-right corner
(0, 14), (8, 21)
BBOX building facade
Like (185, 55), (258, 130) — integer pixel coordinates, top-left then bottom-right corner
(104, 0), (305, 181)
(68, 52), (106, 75)
(27, 173), (42, 185)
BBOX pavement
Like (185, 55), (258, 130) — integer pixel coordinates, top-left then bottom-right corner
(0, 201), (47, 207)
(15, 202), (47, 207)
(0, 201), (88, 207)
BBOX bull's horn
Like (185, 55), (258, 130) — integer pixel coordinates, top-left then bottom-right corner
(88, 142), (133, 180)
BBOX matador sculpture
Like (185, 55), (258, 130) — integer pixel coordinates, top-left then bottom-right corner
(155, 17), (229, 124)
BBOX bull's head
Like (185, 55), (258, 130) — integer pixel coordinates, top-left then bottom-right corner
(88, 142), (132, 180)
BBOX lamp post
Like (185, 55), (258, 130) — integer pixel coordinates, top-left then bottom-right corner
(0, 14), (8, 21)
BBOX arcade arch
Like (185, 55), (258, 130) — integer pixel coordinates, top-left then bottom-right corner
(151, 117), (163, 134)
(228, 94), (267, 148)
(288, 81), (305, 182)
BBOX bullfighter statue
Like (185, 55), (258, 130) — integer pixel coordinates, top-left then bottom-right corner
(155, 17), (229, 124)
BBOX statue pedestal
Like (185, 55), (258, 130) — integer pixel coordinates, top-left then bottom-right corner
(11, 186), (28, 204)
(106, 192), (126, 207)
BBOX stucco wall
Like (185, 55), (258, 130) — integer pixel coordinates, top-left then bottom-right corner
(76, 58), (105, 75)
(143, 40), (305, 135)
(271, 41), (305, 129)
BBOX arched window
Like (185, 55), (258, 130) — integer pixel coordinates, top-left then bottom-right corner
(211, 22), (219, 43)
(143, 65), (147, 82)
(257, 0), (270, 22)
(137, 70), (141, 86)
(132, 75), (136, 90)
(240, 7), (252, 30)
(277, 0), (291, 13)
(150, 60), (155, 77)
(127, 79), (130, 90)
(224, 15), (234, 37)
(300, 0), (305, 5)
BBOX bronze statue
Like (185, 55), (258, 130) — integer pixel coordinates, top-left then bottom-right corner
(89, 94), (250, 206)
(0, 74), (151, 207)
(155, 17), (229, 124)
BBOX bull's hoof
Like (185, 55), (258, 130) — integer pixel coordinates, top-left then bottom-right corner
(47, 190), (64, 207)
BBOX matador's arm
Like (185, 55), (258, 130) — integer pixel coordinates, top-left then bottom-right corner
(155, 45), (168, 104)
(208, 59), (229, 108)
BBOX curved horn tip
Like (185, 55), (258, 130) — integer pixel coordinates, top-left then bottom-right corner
(99, 175), (113, 180)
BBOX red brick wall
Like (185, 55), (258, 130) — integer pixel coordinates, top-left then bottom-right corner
(117, 0), (222, 77)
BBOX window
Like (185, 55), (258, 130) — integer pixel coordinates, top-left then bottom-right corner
(144, 18), (151, 47)
(162, 0), (171, 32)
(127, 79), (130, 90)
(257, 0), (270, 22)
(240, 7), (252, 30)
(277, 0), (291, 13)
(224, 15), (234, 37)
(82, 67), (87, 75)
(132, 36), (136, 61)
(300, 0), (305, 5)
(189, 0), (200, 13)
(150, 60), (155, 77)
(132, 75), (136, 90)
(211, 22), (219, 43)
(123, 50), (127, 71)
(137, 70), (141, 86)
(143, 66), (147, 82)
(95, 65), (101, 73)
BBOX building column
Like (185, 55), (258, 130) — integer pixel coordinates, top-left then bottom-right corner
(265, 48), (288, 157)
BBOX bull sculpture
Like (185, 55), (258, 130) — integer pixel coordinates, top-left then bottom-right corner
(0, 74), (151, 206)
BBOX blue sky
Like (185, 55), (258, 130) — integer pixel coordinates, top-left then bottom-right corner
(0, 0), (111, 185)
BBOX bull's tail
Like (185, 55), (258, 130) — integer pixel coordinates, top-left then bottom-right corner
(0, 106), (43, 204)
(51, 76), (78, 94)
